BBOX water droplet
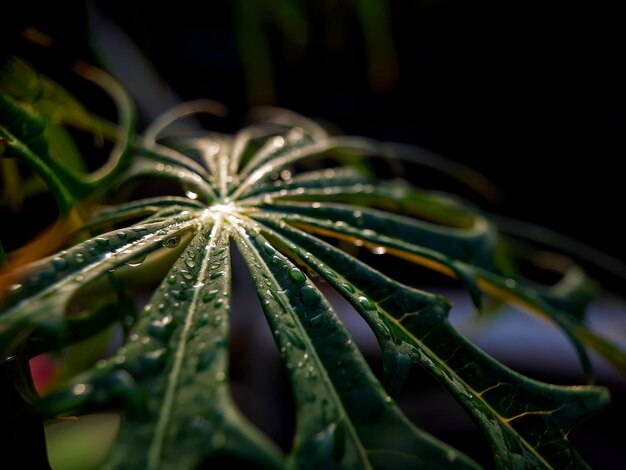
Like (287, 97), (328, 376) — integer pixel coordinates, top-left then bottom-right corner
(289, 267), (306, 283)
(309, 313), (323, 327)
(505, 278), (517, 288)
(185, 189), (199, 199)
(163, 236), (181, 248)
(342, 283), (355, 293)
(211, 315), (222, 326)
(311, 202), (321, 209)
(167, 275), (177, 285)
(126, 253), (146, 267)
(271, 255), (281, 264)
(202, 290), (219, 302)
(171, 289), (187, 301)
(52, 257), (68, 270)
(148, 314), (175, 341)
(370, 246), (386, 255)
(185, 259), (196, 268)
(215, 371), (226, 383)
(210, 271), (224, 279)
(75, 253), (86, 264)
(71, 383), (92, 396)
(300, 285), (321, 305)
(358, 296), (376, 311)
(95, 237), (108, 246)
(117, 232), (127, 240)
(141, 348), (168, 372)
(180, 270), (194, 280)
(263, 242), (276, 256)
(214, 298), (224, 308)
(272, 136), (285, 148)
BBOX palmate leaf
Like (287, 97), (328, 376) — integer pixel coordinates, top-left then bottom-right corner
(0, 99), (623, 469)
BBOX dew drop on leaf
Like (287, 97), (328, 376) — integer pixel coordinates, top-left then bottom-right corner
(141, 348), (168, 372)
(126, 253), (146, 267)
(180, 270), (194, 280)
(95, 237), (108, 246)
(358, 296), (376, 311)
(309, 313), (323, 327)
(341, 283), (355, 293)
(75, 253), (86, 264)
(202, 290), (219, 302)
(163, 235), (181, 249)
(71, 383), (92, 397)
(52, 257), (68, 271)
(300, 285), (321, 305)
(289, 267), (306, 283)
(148, 314), (175, 341)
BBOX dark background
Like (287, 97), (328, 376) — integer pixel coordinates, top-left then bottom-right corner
(3, 1), (625, 468)
(4, 0), (624, 265)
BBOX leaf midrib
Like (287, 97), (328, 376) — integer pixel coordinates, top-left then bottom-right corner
(234, 216), (373, 470)
(146, 217), (221, 470)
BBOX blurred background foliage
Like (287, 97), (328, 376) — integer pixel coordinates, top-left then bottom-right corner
(2, 0), (624, 276)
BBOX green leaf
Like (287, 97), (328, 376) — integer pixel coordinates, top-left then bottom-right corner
(0, 214), (197, 360)
(38, 218), (282, 469)
(233, 219), (479, 469)
(252, 216), (609, 469)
